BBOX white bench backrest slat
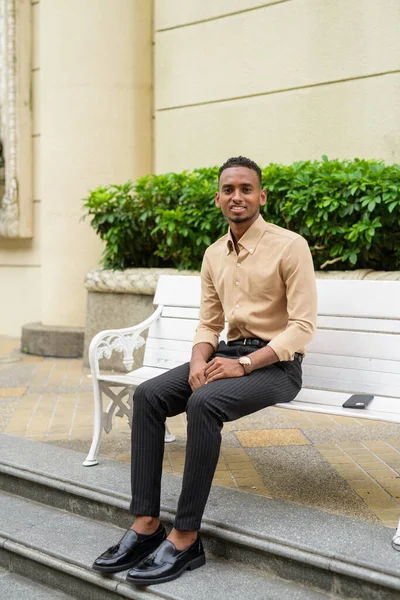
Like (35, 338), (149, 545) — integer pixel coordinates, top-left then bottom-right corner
(154, 275), (201, 307)
(318, 316), (400, 334)
(148, 318), (199, 342)
(308, 329), (400, 362)
(306, 353), (400, 375)
(316, 280), (400, 319)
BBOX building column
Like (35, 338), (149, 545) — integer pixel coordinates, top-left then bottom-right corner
(39, 0), (153, 329)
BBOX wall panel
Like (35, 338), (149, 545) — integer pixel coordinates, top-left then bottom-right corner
(155, 0), (285, 30)
(155, 0), (400, 109)
(155, 73), (400, 172)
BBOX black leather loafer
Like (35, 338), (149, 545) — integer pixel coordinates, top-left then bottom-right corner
(126, 535), (205, 586)
(92, 524), (167, 573)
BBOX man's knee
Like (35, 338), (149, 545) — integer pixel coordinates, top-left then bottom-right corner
(134, 379), (163, 412)
(187, 387), (224, 423)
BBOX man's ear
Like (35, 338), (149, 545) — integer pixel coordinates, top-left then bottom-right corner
(215, 191), (220, 208)
(260, 189), (267, 207)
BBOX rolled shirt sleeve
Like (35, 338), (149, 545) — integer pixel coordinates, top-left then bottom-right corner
(267, 236), (317, 361)
(193, 253), (225, 350)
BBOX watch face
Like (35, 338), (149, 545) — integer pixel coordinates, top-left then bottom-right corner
(239, 356), (252, 373)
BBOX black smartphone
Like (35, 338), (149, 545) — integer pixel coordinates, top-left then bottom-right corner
(342, 394), (374, 409)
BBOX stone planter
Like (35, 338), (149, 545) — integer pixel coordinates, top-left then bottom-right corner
(83, 267), (400, 371)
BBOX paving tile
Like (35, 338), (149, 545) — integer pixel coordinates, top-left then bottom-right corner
(355, 487), (392, 499)
(373, 510), (400, 521)
(345, 448), (375, 456)
(331, 416), (362, 427)
(234, 476), (265, 486)
(337, 442), (364, 449)
(221, 448), (247, 455)
(235, 428), (309, 448)
(229, 465), (259, 475)
(325, 456), (354, 464)
(213, 480), (236, 488)
(225, 454), (253, 464)
(0, 387), (26, 397)
(363, 497), (399, 510)
(366, 469), (398, 480)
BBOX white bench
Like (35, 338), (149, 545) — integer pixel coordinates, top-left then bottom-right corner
(84, 275), (400, 469)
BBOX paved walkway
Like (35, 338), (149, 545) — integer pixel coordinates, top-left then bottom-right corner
(1, 335), (400, 529)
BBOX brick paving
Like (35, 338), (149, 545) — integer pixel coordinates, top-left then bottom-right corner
(1, 335), (400, 528)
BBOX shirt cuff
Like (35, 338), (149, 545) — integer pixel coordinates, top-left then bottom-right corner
(192, 330), (219, 351)
(267, 340), (293, 362)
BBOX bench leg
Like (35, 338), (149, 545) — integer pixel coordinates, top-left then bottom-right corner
(83, 379), (103, 467)
(164, 423), (176, 443)
(392, 518), (400, 551)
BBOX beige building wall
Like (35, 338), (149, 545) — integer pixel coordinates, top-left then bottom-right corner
(154, 0), (400, 172)
(0, 0), (153, 336)
(1, 0), (399, 338)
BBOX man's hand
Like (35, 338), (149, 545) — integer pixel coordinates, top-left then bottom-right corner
(204, 357), (244, 384)
(189, 359), (207, 391)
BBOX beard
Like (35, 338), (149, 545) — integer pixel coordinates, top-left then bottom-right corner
(227, 208), (258, 224)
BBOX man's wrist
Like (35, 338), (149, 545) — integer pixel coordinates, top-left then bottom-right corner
(238, 356), (252, 375)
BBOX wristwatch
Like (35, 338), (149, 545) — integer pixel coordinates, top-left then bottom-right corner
(238, 356), (252, 375)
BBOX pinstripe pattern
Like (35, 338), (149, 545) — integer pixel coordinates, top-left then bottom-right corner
(130, 342), (302, 531)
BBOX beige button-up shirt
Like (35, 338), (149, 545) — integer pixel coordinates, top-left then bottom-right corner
(193, 215), (317, 361)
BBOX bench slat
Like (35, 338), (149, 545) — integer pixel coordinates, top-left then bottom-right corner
(316, 280), (400, 319)
(144, 345), (191, 369)
(308, 329), (400, 361)
(302, 370), (400, 398)
(154, 275), (201, 307)
(162, 307), (200, 319)
(159, 309), (400, 336)
(305, 353), (400, 375)
(148, 318), (198, 341)
(155, 278), (400, 318)
(318, 316), (400, 334)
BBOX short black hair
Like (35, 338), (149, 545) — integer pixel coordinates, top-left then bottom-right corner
(218, 156), (262, 186)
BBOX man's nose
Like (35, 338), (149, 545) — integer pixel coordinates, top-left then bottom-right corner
(232, 189), (242, 201)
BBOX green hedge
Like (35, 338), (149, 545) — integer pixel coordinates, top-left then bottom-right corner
(82, 157), (400, 271)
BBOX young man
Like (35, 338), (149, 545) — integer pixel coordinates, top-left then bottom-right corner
(93, 156), (317, 586)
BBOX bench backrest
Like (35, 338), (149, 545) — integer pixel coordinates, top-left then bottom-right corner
(144, 275), (400, 399)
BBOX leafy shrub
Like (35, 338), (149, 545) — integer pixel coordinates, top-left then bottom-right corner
(82, 158), (400, 271)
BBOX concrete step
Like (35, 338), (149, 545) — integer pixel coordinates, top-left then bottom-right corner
(0, 490), (339, 600)
(0, 568), (76, 600)
(1, 434), (400, 599)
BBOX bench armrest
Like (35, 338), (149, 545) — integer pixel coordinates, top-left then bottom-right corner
(88, 304), (163, 378)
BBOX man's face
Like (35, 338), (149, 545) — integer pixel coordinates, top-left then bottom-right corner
(216, 166), (266, 227)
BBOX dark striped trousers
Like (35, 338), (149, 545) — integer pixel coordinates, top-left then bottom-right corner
(129, 342), (302, 531)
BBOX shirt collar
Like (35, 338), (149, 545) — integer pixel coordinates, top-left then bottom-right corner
(226, 215), (268, 255)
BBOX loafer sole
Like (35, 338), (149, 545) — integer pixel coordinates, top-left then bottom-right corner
(126, 553), (206, 586)
(92, 547), (158, 574)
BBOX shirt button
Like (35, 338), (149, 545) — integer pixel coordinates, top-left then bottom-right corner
(235, 281), (239, 286)
(249, 249), (254, 254)
(236, 303), (240, 309)
(237, 263), (241, 267)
